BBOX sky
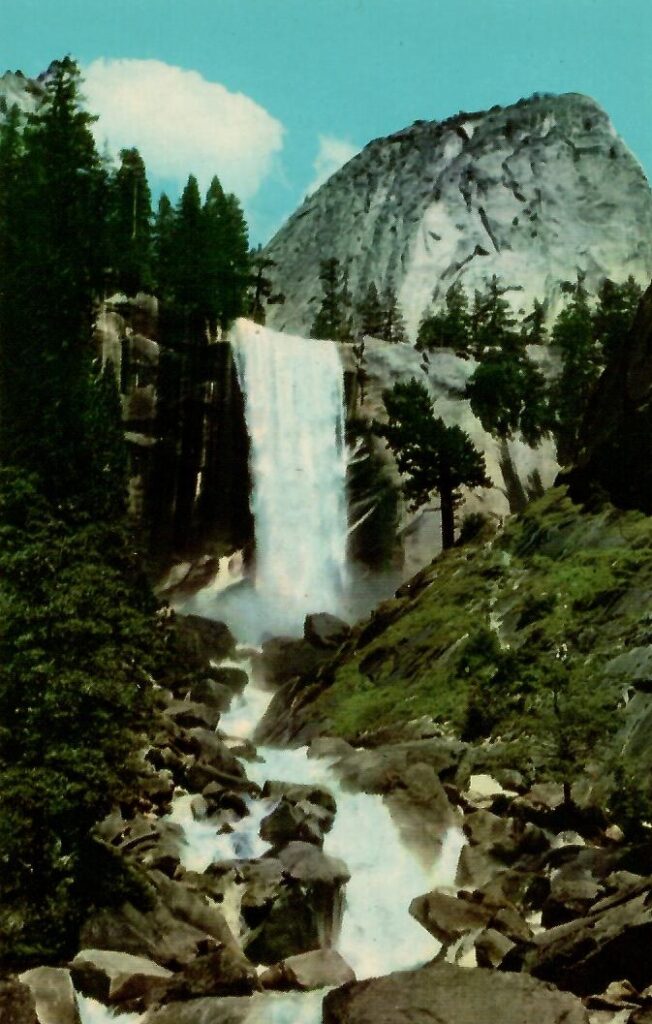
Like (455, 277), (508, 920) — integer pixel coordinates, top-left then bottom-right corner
(1, 0), (651, 245)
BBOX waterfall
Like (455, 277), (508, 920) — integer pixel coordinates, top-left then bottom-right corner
(229, 319), (348, 638)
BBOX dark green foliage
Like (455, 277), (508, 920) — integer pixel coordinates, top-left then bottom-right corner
(549, 275), (600, 465)
(153, 193), (177, 305)
(246, 245), (284, 325)
(471, 275), (522, 357)
(358, 282), (384, 338)
(173, 174), (205, 322)
(311, 257), (354, 342)
(521, 298), (548, 345)
(592, 276), (642, 363)
(382, 287), (408, 344)
(106, 147), (153, 295)
(376, 378), (489, 548)
(0, 57), (108, 503)
(416, 280), (472, 356)
(466, 348), (549, 446)
(0, 468), (160, 962)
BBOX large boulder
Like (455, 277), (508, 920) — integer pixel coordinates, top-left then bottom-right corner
(80, 872), (239, 969)
(171, 614), (235, 671)
(19, 967), (80, 1024)
(322, 961), (589, 1024)
(260, 949), (355, 990)
(259, 798), (325, 847)
(70, 950), (172, 1006)
(157, 947), (259, 1001)
(304, 613), (351, 649)
(503, 875), (652, 996)
(261, 636), (329, 684)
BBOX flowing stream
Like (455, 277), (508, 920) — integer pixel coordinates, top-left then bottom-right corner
(78, 324), (464, 1023)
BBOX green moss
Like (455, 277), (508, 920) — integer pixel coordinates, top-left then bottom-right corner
(310, 489), (652, 785)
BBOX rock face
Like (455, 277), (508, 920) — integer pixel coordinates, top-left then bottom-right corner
(322, 961), (589, 1024)
(265, 92), (652, 341)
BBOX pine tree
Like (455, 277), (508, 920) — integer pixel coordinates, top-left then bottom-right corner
(416, 280), (471, 355)
(173, 174), (204, 322)
(382, 287), (408, 344)
(246, 245), (284, 324)
(106, 147), (153, 296)
(311, 257), (356, 342)
(153, 193), (177, 305)
(549, 274), (599, 465)
(358, 282), (384, 338)
(217, 192), (250, 329)
(592, 276), (642, 363)
(472, 276), (521, 358)
(376, 378), (489, 548)
(521, 298), (548, 346)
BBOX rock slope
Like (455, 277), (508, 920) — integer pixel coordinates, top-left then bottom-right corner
(264, 92), (652, 339)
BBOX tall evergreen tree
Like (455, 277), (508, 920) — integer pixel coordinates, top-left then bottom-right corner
(549, 274), (599, 465)
(106, 147), (153, 296)
(246, 245), (284, 325)
(216, 191), (250, 329)
(592, 276), (642, 363)
(358, 282), (384, 338)
(173, 174), (204, 323)
(382, 287), (408, 344)
(311, 257), (354, 342)
(376, 378), (489, 548)
(416, 280), (472, 356)
(153, 193), (177, 305)
(521, 298), (548, 346)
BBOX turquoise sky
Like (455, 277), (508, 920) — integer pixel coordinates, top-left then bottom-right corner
(2, 0), (650, 244)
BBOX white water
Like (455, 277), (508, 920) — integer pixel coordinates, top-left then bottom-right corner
(222, 319), (348, 642)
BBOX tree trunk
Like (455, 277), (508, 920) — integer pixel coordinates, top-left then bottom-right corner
(440, 486), (455, 549)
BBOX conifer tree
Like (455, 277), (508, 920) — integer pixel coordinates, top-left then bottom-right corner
(521, 298), (548, 346)
(471, 275), (521, 358)
(376, 378), (489, 548)
(246, 245), (284, 324)
(217, 192), (250, 329)
(173, 174), (204, 322)
(153, 193), (177, 305)
(311, 257), (354, 342)
(592, 276), (642, 363)
(382, 287), (408, 344)
(549, 274), (599, 464)
(107, 147), (153, 296)
(416, 280), (471, 356)
(358, 282), (384, 337)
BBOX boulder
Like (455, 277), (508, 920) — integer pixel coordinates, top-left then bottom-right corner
(158, 947), (258, 1001)
(172, 614), (235, 668)
(70, 950), (172, 1006)
(384, 762), (458, 863)
(304, 613), (351, 649)
(0, 979), (38, 1024)
(260, 949), (355, 990)
(261, 780), (337, 815)
(541, 862), (603, 927)
(163, 700), (220, 732)
(145, 993), (281, 1024)
(80, 871), (238, 969)
(277, 842), (350, 886)
(502, 876), (652, 995)
(207, 666), (249, 694)
(18, 969), (78, 1024)
(322, 962), (589, 1024)
(474, 927), (516, 968)
(189, 678), (233, 712)
(259, 798), (324, 847)
(261, 636), (328, 684)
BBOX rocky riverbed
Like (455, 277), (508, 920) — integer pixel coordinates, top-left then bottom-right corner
(3, 601), (652, 1024)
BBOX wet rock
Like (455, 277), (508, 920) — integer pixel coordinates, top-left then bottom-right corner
(70, 949), (172, 1006)
(260, 949), (356, 990)
(158, 946), (258, 1000)
(259, 798), (325, 847)
(190, 795), (209, 821)
(207, 666), (249, 694)
(189, 678), (233, 712)
(80, 871), (238, 969)
(474, 927), (516, 968)
(145, 992), (279, 1024)
(244, 883), (332, 966)
(18, 968), (79, 1024)
(541, 862), (603, 927)
(0, 979), (38, 1024)
(335, 739), (463, 795)
(463, 809), (550, 862)
(202, 786), (249, 819)
(304, 613), (351, 649)
(172, 614), (235, 669)
(385, 762), (458, 862)
(261, 636), (329, 684)
(277, 841), (350, 886)
(261, 780), (337, 815)
(164, 700), (220, 732)
(321, 961), (589, 1023)
(410, 890), (491, 946)
(307, 737), (354, 760)
(502, 875), (652, 995)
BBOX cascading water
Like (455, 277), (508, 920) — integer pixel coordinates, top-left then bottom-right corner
(205, 319), (348, 642)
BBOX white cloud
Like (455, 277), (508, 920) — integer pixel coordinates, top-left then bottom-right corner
(305, 134), (359, 196)
(83, 58), (285, 200)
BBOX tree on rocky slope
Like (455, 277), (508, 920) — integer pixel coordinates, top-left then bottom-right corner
(106, 147), (153, 296)
(417, 280), (472, 356)
(466, 348), (549, 446)
(311, 257), (354, 342)
(376, 378), (489, 548)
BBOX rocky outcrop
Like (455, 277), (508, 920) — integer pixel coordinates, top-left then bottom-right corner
(259, 949), (355, 991)
(18, 968), (80, 1024)
(69, 950), (172, 1006)
(265, 93), (652, 341)
(322, 961), (589, 1024)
